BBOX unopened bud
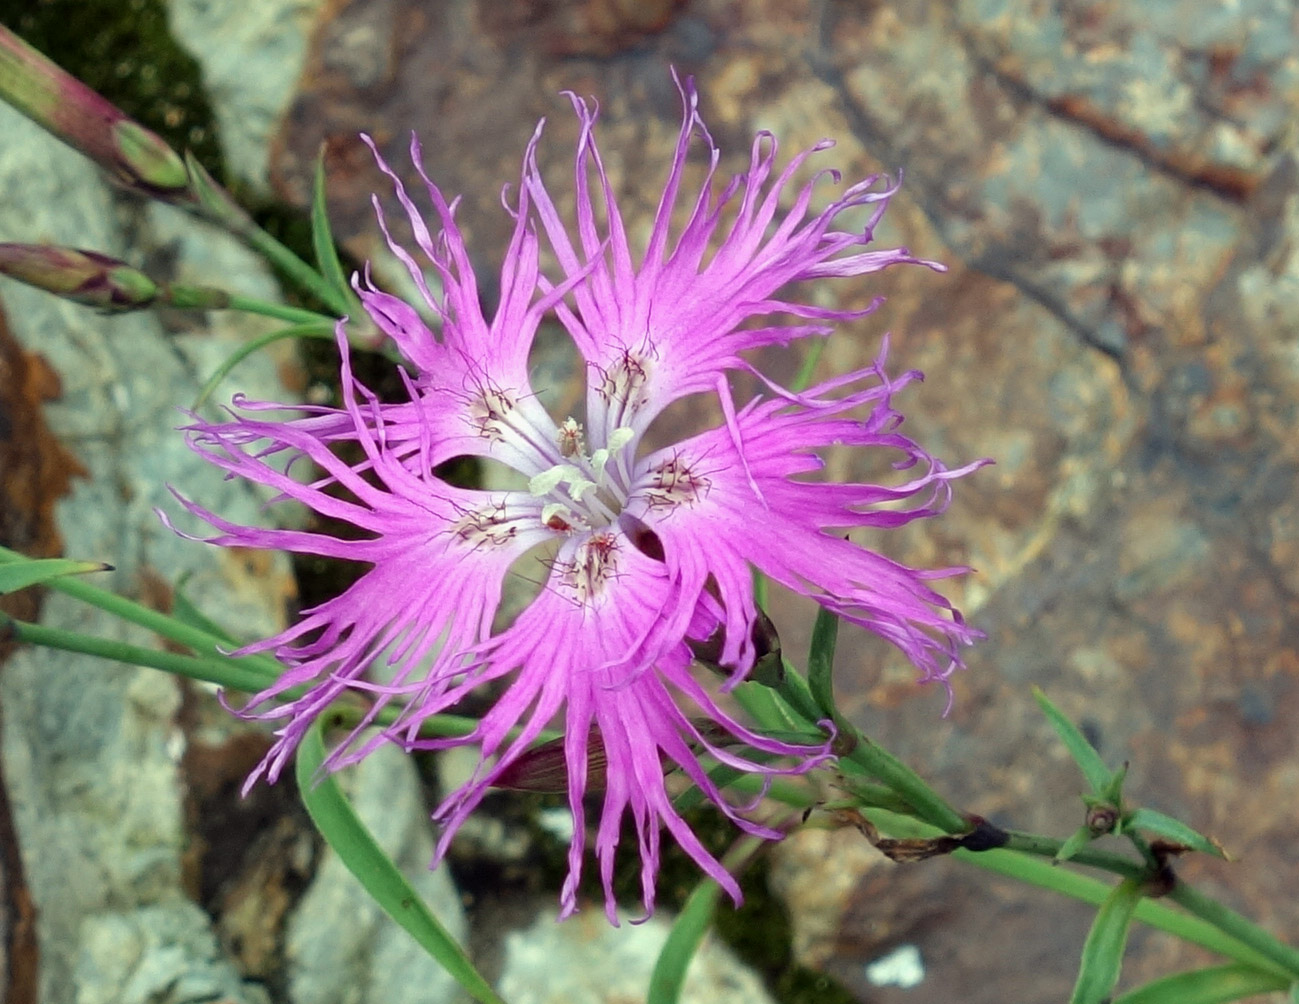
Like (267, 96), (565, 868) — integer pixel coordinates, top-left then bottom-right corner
(1085, 802), (1120, 836)
(0, 26), (189, 198)
(492, 728), (607, 794)
(0, 243), (158, 311)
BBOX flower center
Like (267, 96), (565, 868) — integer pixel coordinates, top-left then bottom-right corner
(529, 422), (635, 532)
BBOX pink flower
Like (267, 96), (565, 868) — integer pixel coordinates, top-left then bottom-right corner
(169, 75), (983, 921)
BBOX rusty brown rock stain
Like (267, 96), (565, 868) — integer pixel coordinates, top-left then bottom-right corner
(0, 302), (86, 1004)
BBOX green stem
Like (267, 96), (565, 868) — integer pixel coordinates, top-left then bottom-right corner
(1168, 882), (1299, 982)
(224, 291), (337, 326)
(237, 226), (351, 317)
(1001, 829), (1146, 879)
(837, 719), (967, 833)
(867, 809), (1294, 981)
(0, 545), (283, 678)
(161, 284), (335, 326)
(6, 617), (274, 693)
(792, 336), (826, 392)
(717, 766), (1297, 980)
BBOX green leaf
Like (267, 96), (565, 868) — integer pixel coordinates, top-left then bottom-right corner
(0, 557), (112, 594)
(1111, 963), (1289, 1004)
(734, 670), (807, 734)
(311, 150), (356, 313)
(806, 606), (839, 718)
(1100, 762), (1129, 806)
(1055, 824), (1097, 864)
(295, 719), (506, 1004)
(647, 877), (723, 1004)
(1033, 687), (1112, 794)
(1070, 877), (1144, 1004)
(772, 659), (826, 728)
(1125, 808), (1227, 859)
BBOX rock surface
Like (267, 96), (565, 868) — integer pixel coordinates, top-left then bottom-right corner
(0, 102), (292, 1003)
(496, 904), (776, 1004)
(167, 0), (328, 193)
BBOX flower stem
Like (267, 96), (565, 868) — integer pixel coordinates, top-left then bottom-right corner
(160, 284), (336, 326)
(1000, 829), (1145, 879)
(192, 322), (336, 409)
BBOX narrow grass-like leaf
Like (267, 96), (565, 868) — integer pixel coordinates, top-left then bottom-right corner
(647, 878), (723, 1004)
(0, 557), (111, 594)
(1111, 963), (1289, 1004)
(1033, 686), (1111, 793)
(295, 720), (507, 1004)
(4, 617), (276, 693)
(806, 606), (839, 718)
(1070, 877), (1144, 1004)
(311, 150), (356, 313)
(1126, 808), (1227, 859)
(734, 674), (805, 733)
(1055, 824), (1097, 864)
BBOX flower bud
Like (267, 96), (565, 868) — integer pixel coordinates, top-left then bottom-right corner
(0, 244), (159, 311)
(492, 728), (607, 794)
(0, 26), (189, 197)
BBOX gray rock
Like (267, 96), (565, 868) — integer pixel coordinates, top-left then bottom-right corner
(0, 102), (293, 1004)
(167, 0), (328, 192)
(496, 905), (776, 1004)
(76, 903), (270, 1004)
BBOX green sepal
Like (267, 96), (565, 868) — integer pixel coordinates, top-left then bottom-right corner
(806, 605), (839, 718)
(1033, 686), (1111, 793)
(1100, 762), (1128, 806)
(295, 719), (506, 1004)
(1111, 963), (1289, 1004)
(1070, 877), (1144, 1004)
(772, 658), (826, 728)
(1124, 807), (1227, 859)
(1055, 823), (1098, 864)
(0, 557), (112, 594)
(311, 149), (357, 316)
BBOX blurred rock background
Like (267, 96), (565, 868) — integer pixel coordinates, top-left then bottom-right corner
(0, 1), (1297, 1002)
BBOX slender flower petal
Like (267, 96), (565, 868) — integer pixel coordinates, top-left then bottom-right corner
(169, 74), (984, 920)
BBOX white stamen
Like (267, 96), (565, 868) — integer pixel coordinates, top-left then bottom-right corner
(541, 502), (576, 528)
(567, 476), (597, 500)
(529, 466), (569, 496)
